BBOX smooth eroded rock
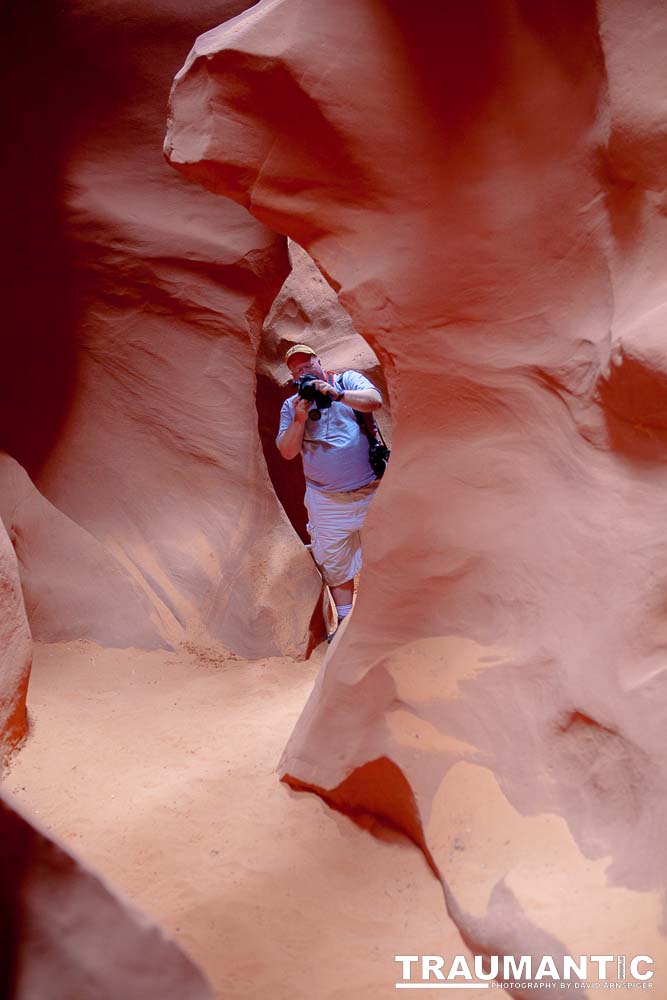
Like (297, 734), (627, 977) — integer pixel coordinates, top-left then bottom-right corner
(166, 0), (667, 971)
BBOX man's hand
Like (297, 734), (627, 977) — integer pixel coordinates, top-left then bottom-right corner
(310, 379), (338, 399)
(277, 398), (310, 459)
(293, 397), (312, 423)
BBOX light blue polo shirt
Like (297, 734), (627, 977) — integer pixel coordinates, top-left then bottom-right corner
(277, 370), (382, 493)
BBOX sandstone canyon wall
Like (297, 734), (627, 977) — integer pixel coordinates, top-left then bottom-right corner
(166, 0), (667, 982)
(0, 0), (322, 659)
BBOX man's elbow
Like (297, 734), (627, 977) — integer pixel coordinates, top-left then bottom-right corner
(369, 393), (382, 412)
(276, 437), (297, 460)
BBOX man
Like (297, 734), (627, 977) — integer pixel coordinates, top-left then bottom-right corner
(276, 344), (383, 637)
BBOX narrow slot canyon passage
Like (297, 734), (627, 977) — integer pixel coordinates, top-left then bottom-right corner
(0, 227), (438, 996)
(3, 235), (423, 998)
(0, 156), (445, 994)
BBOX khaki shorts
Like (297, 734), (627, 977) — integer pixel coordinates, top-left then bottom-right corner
(304, 480), (379, 587)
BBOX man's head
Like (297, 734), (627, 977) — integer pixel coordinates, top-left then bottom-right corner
(285, 344), (325, 381)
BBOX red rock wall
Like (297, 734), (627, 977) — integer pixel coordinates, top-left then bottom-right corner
(0, 793), (213, 1000)
(166, 0), (667, 970)
(0, 0), (322, 658)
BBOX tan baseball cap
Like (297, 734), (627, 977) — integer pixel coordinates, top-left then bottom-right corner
(284, 344), (317, 363)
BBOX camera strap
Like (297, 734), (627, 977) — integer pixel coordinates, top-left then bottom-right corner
(326, 371), (388, 448)
(354, 409), (388, 448)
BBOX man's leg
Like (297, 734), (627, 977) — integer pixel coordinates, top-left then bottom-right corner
(305, 483), (376, 635)
(330, 578), (354, 623)
(328, 485), (377, 624)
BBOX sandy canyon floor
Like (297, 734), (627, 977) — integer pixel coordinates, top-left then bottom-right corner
(4, 639), (486, 999)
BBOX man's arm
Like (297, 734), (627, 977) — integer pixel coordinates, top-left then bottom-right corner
(276, 397), (311, 459)
(309, 378), (382, 413)
(335, 387), (382, 412)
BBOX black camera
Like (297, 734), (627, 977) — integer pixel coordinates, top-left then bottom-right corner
(294, 374), (332, 421)
(369, 441), (390, 478)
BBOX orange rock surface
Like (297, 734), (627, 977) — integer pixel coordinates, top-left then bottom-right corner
(166, 0), (667, 971)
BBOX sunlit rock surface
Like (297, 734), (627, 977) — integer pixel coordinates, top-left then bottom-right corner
(260, 241), (383, 385)
(166, 0), (667, 972)
(0, 0), (321, 659)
